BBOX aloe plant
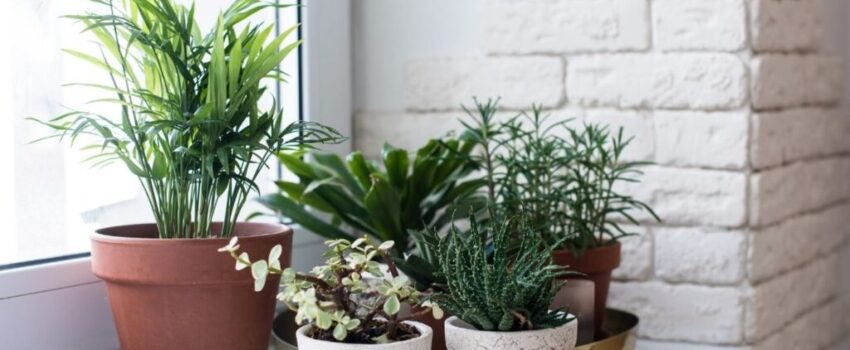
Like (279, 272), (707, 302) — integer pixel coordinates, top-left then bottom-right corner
(33, 0), (342, 238)
(432, 214), (573, 331)
(258, 139), (484, 258)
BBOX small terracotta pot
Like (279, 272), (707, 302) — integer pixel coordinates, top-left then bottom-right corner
(444, 315), (577, 350)
(91, 222), (292, 350)
(552, 242), (621, 336)
(411, 305), (448, 350)
(295, 321), (433, 350)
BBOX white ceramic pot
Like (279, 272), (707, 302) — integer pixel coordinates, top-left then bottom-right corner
(295, 321), (433, 350)
(444, 316), (578, 350)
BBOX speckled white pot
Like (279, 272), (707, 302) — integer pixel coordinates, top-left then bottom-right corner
(444, 316), (578, 350)
(295, 321), (432, 350)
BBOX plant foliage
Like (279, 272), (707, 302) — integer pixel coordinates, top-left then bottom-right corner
(259, 140), (484, 258)
(461, 98), (659, 254)
(34, 0), (342, 238)
(220, 237), (443, 343)
(432, 214), (573, 331)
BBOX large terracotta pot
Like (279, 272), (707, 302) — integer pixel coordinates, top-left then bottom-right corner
(444, 316), (577, 350)
(91, 222), (292, 350)
(295, 321), (433, 350)
(552, 242), (621, 336)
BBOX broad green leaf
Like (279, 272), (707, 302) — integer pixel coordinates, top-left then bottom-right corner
(346, 152), (374, 191)
(382, 143), (409, 190)
(312, 152), (366, 197)
(257, 194), (353, 241)
(363, 176), (403, 243)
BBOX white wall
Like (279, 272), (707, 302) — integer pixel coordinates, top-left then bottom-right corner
(351, 0), (850, 348)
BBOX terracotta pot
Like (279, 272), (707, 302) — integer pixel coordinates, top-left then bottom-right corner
(411, 305), (448, 350)
(295, 321), (433, 350)
(444, 315), (577, 350)
(552, 242), (621, 336)
(91, 222), (292, 350)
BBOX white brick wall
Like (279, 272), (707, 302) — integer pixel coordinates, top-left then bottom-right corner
(568, 54), (747, 110)
(654, 111), (748, 169)
(483, 0), (649, 54)
(609, 282), (743, 343)
(750, 0), (826, 53)
(654, 227), (746, 285)
(750, 157), (850, 227)
(652, 0), (746, 52)
(353, 0), (850, 347)
(405, 57), (564, 111)
(619, 166), (747, 227)
(745, 254), (839, 342)
(751, 108), (850, 169)
(750, 55), (842, 110)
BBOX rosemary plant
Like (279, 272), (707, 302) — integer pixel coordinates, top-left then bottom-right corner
(461, 98), (659, 254)
(34, 0), (342, 238)
(433, 215), (572, 331)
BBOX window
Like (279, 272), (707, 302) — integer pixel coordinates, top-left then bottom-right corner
(0, 0), (301, 268)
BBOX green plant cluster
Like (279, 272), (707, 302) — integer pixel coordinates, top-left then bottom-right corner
(260, 140), (484, 257)
(461, 98), (659, 254)
(220, 237), (443, 343)
(36, 0), (342, 238)
(432, 214), (573, 331)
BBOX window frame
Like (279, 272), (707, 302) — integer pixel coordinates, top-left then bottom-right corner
(0, 2), (352, 348)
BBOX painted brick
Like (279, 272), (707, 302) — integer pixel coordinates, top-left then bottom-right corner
(404, 57), (564, 111)
(652, 0), (746, 51)
(612, 226), (653, 281)
(483, 0), (649, 54)
(750, 157), (850, 227)
(752, 108), (850, 169)
(751, 55), (843, 110)
(617, 166), (747, 227)
(750, 203), (850, 283)
(752, 298), (843, 350)
(746, 254), (839, 341)
(654, 111), (748, 169)
(609, 282), (743, 343)
(568, 54), (747, 110)
(750, 0), (825, 52)
(655, 227), (746, 285)
(585, 110), (654, 162)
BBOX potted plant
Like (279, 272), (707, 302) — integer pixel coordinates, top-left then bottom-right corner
(258, 140), (483, 260)
(34, 1), (342, 349)
(222, 237), (443, 349)
(461, 99), (658, 335)
(433, 214), (578, 350)
(259, 139), (484, 349)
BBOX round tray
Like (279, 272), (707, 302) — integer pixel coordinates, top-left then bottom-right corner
(576, 309), (638, 350)
(271, 308), (638, 350)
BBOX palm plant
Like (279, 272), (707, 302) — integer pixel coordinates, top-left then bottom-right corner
(34, 0), (342, 238)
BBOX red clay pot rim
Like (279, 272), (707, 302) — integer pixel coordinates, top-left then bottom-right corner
(92, 222), (289, 244)
(552, 241), (622, 273)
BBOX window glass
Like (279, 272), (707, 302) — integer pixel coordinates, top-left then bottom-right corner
(0, 0), (299, 267)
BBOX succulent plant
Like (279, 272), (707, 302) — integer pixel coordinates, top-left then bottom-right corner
(220, 237), (442, 343)
(432, 214), (573, 331)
